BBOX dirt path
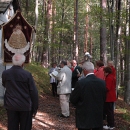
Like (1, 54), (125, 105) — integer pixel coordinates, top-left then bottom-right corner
(0, 93), (130, 130)
(32, 94), (130, 130)
(32, 94), (77, 130)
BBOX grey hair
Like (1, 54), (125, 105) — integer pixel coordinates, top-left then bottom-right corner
(12, 53), (26, 66)
(108, 60), (114, 65)
(82, 61), (94, 72)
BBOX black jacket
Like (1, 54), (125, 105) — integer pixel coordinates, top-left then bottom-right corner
(2, 66), (38, 114)
(72, 66), (82, 88)
(70, 74), (106, 129)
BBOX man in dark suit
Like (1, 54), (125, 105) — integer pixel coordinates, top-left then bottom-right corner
(2, 53), (38, 130)
(70, 61), (106, 130)
(71, 60), (82, 89)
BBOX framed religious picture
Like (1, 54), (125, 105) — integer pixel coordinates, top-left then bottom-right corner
(2, 11), (33, 63)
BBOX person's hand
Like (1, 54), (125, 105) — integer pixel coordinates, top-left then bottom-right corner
(32, 110), (37, 117)
(52, 74), (56, 78)
(77, 73), (81, 77)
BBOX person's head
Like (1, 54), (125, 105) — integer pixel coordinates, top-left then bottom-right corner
(71, 60), (77, 67)
(60, 60), (67, 68)
(82, 61), (94, 76)
(103, 66), (112, 76)
(52, 63), (57, 68)
(12, 53), (26, 66)
(95, 60), (104, 68)
(107, 60), (114, 67)
(67, 60), (71, 68)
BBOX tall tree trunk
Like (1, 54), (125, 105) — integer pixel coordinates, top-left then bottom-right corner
(115, 0), (122, 98)
(47, 0), (53, 65)
(31, 0), (38, 62)
(58, 1), (65, 63)
(107, 0), (114, 60)
(124, 0), (130, 104)
(89, 26), (93, 56)
(84, 3), (89, 53)
(50, 0), (56, 63)
(73, 0), (79, 61)
(41, 0), (52, 68)
(100, 0), (107, 65)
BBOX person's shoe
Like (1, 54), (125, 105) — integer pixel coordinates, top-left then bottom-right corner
(103, 125), (115, 130)
(57, 114), (69, 118)
(109, 127), (115, 130)
(103, 125), (109, 129)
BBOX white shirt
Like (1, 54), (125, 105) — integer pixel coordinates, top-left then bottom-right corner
(86, 73), (94, 77)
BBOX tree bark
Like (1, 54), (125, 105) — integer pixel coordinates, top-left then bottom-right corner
(100, 0), (107, 65)
(107, 0), (114, 60)
(115, 0), (122, 99)
(84, 3), (89, 53)
(30, 0), (38, 62)
(73, 0), (79, 61)
(124, 0), (130, 104)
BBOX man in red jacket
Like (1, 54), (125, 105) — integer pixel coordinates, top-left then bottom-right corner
(103, 67), (116, 130)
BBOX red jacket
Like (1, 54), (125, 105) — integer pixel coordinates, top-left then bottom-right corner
(105, 73), (116, 102)
(110, 66), (116, 79)
(94, 67), (105, 80)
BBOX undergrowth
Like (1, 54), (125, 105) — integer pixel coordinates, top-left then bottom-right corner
(24, 63), (51, 94)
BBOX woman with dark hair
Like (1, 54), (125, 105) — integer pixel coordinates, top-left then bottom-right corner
(94, 60), (105, 80)
(103, 66), (116, 130)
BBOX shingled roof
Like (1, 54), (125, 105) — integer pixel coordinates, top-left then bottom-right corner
(0, 0), (20, 14)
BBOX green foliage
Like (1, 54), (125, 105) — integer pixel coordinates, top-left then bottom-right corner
(117, 107), (130, 122)
(0, 106), (7, 124)
(122, 112), (130, 122)
(118, 86), (125, 95)
(19, 0), (130, 77)
(24, 63), (51, 94)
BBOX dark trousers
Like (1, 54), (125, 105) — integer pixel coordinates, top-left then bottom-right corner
(7, 110), (32, 130)
(78, 127), (103, 130)
(51, 83), (57, 96)
(103, 102), (114, 127)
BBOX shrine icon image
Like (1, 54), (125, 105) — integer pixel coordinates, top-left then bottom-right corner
(2, 11), (33, 63)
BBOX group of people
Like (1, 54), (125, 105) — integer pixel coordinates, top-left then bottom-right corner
(1, 52), (117, 130)
(49, 59), (117, 130)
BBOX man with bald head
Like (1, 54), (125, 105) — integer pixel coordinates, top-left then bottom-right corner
(71, 60), (82, 89)
(70, 61), (106, 130)
(2, 53), (38, 130)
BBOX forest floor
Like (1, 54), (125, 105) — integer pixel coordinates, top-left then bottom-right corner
(0, 93), (130, 130)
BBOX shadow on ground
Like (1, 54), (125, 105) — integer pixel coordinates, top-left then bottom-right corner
(32, 93), (76, 130)
(0, 94), (130, 130)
